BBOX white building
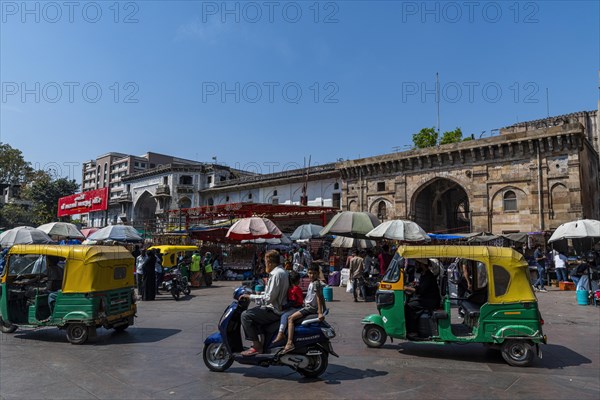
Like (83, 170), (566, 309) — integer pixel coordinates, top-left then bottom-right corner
(201, 163), (342, 209)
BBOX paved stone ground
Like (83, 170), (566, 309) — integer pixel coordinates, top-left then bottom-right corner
(1, 282), (599, 400)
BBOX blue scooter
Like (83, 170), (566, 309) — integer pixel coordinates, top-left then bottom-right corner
(203, 287), (338, 378)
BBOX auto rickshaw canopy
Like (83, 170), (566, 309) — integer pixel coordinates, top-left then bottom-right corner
(147, 245), (198, 267)
(396, 245), (535, 304)
(4, 245), (135, 293)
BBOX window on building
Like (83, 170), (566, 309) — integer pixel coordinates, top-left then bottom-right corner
(141, 163), (146, 168)
(273, 190), (278, 196)
(332, 193), (341, 209)
(208, 198), (214, 206)
(207, 176), (212, 184)
(179, 175), (193, 185)
(334, 182), (340, 190)
(225, 196), (230, 202)
(248, 193), (253, 200)
(503, 190), (517, 211)
(220, 176), (226, 181)
(150, 163), (155, 168)
(163, 176), (168, 185)
(134, 162), (139, 167)
(377, 182), (385, 192)
(126, 184), (130, 192)
(272, 198), (279, 205)
(377, 201), (387, 220)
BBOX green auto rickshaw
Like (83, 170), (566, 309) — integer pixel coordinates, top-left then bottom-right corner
(0, 245), (136, 344)
(362, 245), (547, 366)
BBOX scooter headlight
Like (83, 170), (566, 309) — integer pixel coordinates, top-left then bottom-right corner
(321, 327), (336, 339)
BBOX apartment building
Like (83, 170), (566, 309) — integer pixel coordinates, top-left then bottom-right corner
(81, 152), (202, 227)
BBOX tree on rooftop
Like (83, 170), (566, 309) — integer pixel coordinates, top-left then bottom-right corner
(440, 128), (464, 145)
(412, 127), (438, 149)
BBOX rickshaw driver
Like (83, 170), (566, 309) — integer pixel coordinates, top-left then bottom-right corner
(46, 256), (65, 312)
(404, 259), (441, 339)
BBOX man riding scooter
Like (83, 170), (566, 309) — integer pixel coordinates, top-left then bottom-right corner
(239, 250), (289, 356)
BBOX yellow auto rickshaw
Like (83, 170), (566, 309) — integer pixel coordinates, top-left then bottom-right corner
(0, 245), (136, 344)
(362, 245), (547, 366)
(148, 245), (198, 267)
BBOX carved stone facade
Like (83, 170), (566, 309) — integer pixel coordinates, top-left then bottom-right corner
(338, 123), (599, 234)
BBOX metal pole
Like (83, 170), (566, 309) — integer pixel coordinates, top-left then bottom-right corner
(537, 141), (545, 231)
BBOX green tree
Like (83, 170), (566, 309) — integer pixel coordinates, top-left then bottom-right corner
(412, 127), (438, 149)
(0, 142), (33, 185)
(0, 203), (34, 228)
(440, 127), (464, 145)
(22, 171), (79, 225)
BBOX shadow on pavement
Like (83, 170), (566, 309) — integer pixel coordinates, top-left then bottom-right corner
(395, 342), (591, 368)
(228, 364), (388, 383)
(10, 327), (181, 345)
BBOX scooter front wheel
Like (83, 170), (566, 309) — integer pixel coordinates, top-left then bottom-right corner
(203, 342), (233, 372)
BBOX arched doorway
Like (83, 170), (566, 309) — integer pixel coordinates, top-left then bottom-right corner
(134, 191), (157, 224)
(178, 197), (192, 209)
(412, 178), (470, 233)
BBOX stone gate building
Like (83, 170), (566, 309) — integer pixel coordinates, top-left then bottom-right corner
(338, 123), (599, 234)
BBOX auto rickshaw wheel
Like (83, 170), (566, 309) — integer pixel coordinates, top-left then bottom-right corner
(362, 324), (387, 348)
(501, 340), (534, 367)
(66, 323), (89, 345)
(0, 317), (17, 334)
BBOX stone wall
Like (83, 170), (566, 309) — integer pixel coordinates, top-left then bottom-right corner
(339, 123), (599, 234)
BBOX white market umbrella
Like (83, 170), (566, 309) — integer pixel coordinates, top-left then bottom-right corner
(366, 219), (430, 242)
(226, 217), (282, 241)
(331, 236), (376, 249)
(37, 222), (85, 239)
(290, 224), (324, 241)
(320, 211), (381, 239)
(242, 234), (292, 245)
(86, 225), (143, 243)
(548, 219), (600, 243)
(0, 226), (54, 246)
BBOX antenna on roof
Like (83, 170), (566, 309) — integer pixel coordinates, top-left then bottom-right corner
(436, 72), (441, 134)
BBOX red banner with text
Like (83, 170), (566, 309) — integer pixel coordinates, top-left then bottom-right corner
(57, 188), (109, 217)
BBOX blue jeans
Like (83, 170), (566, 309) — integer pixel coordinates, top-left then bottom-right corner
(533, 264), (546, 289)
(278, 308), (300, 333)
(555, 268), (568, 282)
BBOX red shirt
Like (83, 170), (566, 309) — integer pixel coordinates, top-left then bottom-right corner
(287, 285), (304, 308)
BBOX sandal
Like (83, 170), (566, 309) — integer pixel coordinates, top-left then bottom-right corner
(281, 344), (295, 354)
(241, 347), (260, 357)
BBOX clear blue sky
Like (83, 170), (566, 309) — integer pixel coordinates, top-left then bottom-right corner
(1, 0), (599, 182)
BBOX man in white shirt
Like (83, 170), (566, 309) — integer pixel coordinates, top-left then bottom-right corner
(553, 251), (568, 282)
(240, 250), (289, 356)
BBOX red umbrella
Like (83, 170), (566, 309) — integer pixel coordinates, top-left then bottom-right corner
(226, 217), (282, 241)
(80, 227), (100, 238)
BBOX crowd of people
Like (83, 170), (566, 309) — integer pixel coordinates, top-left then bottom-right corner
(526, 245), (600, 292)
(132, 246), (218, 301)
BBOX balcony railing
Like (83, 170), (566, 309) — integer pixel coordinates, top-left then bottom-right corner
(117, 192), (132, 202)
(176, 184), (195, 194)
(155, 185), (171, 197)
